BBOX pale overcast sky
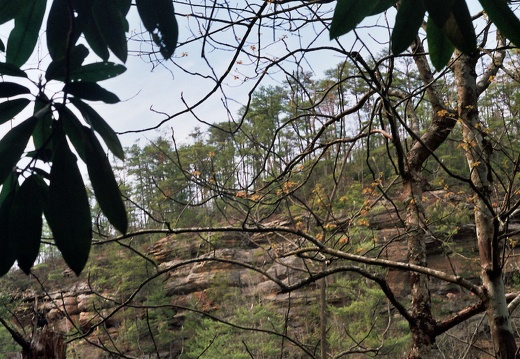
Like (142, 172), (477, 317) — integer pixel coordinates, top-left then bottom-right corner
(0, 1), (487, 151)
(98, 2), (395, 148)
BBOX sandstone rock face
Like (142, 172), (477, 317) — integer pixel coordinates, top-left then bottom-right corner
(8, 191), (520, 357)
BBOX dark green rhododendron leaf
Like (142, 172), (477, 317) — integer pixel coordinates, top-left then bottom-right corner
(25, 148), (52, 162)
(427, 16), (454, 70)
(330, 0), (379, 39)
(60, 108), (127, 233)
(391, 0), (425, 54)
(0, 82), (30, 97)
(68, 62), (127, 83)
(59, 104), (87, 161)
(0, 62), (27, 77)
(70, 97), (125, 159)
(30, 167), (50, 180)
(46, 0), (75, 61)
(46, 44), (90, 81)
(0, 0), (28, 24)
(136, 0), (178, 58)
(0, 174), (18, 276)
(64, 82), (120, 104)
(423, 0), (476, 58)
(443, 0), (476, 55)
(421, 0), (453, 27)
(45, 125), (92, 276)
(32, 94), (53, 153)
(6, 0), (46, 67)
(83, 128), (128, 234)
(74, 1), (110, 61)
(479, 0), (520, 48)
(92, 0), (127, 62)
(0, 98), (30, 125)
(368, 0), (395, 16)
(9, 174), (45, 275)
(116, 0), (132, 16)
(0, 172), (16, 204)
(0, 116), (39, 185)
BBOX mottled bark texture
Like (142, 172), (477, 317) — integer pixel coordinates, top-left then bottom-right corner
(404, 175), (434, 359)
(454, 53), (517, 358)
(400, 42), (458, 358)
(22, 327), (66, 359)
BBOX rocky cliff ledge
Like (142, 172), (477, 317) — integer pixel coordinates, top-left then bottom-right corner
(3, 191), (520, 357)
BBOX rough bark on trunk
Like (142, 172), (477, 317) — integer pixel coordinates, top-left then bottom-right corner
(396, 40), (458, 357)
(404, 175), (435, 359)
(0, 300), (66, 359)
(22, 327), (66, 359)
(454, 52), (517, 358)
(319, 273), (328, 359)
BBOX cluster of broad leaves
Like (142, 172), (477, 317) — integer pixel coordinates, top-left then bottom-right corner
(0, 0), (177, 276)
(330, 0), (520, 70)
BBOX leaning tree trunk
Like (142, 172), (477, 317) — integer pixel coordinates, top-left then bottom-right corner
(395, 40), (458, 358)
(22, 327), (67, 359)
(402, 116), (455, 357)
(0, 316), (66, 359)
(455, 52), (517, 358)
(403, 173), (435, 359)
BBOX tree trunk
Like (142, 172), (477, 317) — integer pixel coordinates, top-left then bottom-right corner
(405, 175), (435, 359)
(319, 272), (328, 359)
(396, 40), (458, 357)
(454, 52), (517, 358)
(22, 327), (67, 359)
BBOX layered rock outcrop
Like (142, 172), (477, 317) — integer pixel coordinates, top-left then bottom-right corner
(4, 191), (520, 357)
